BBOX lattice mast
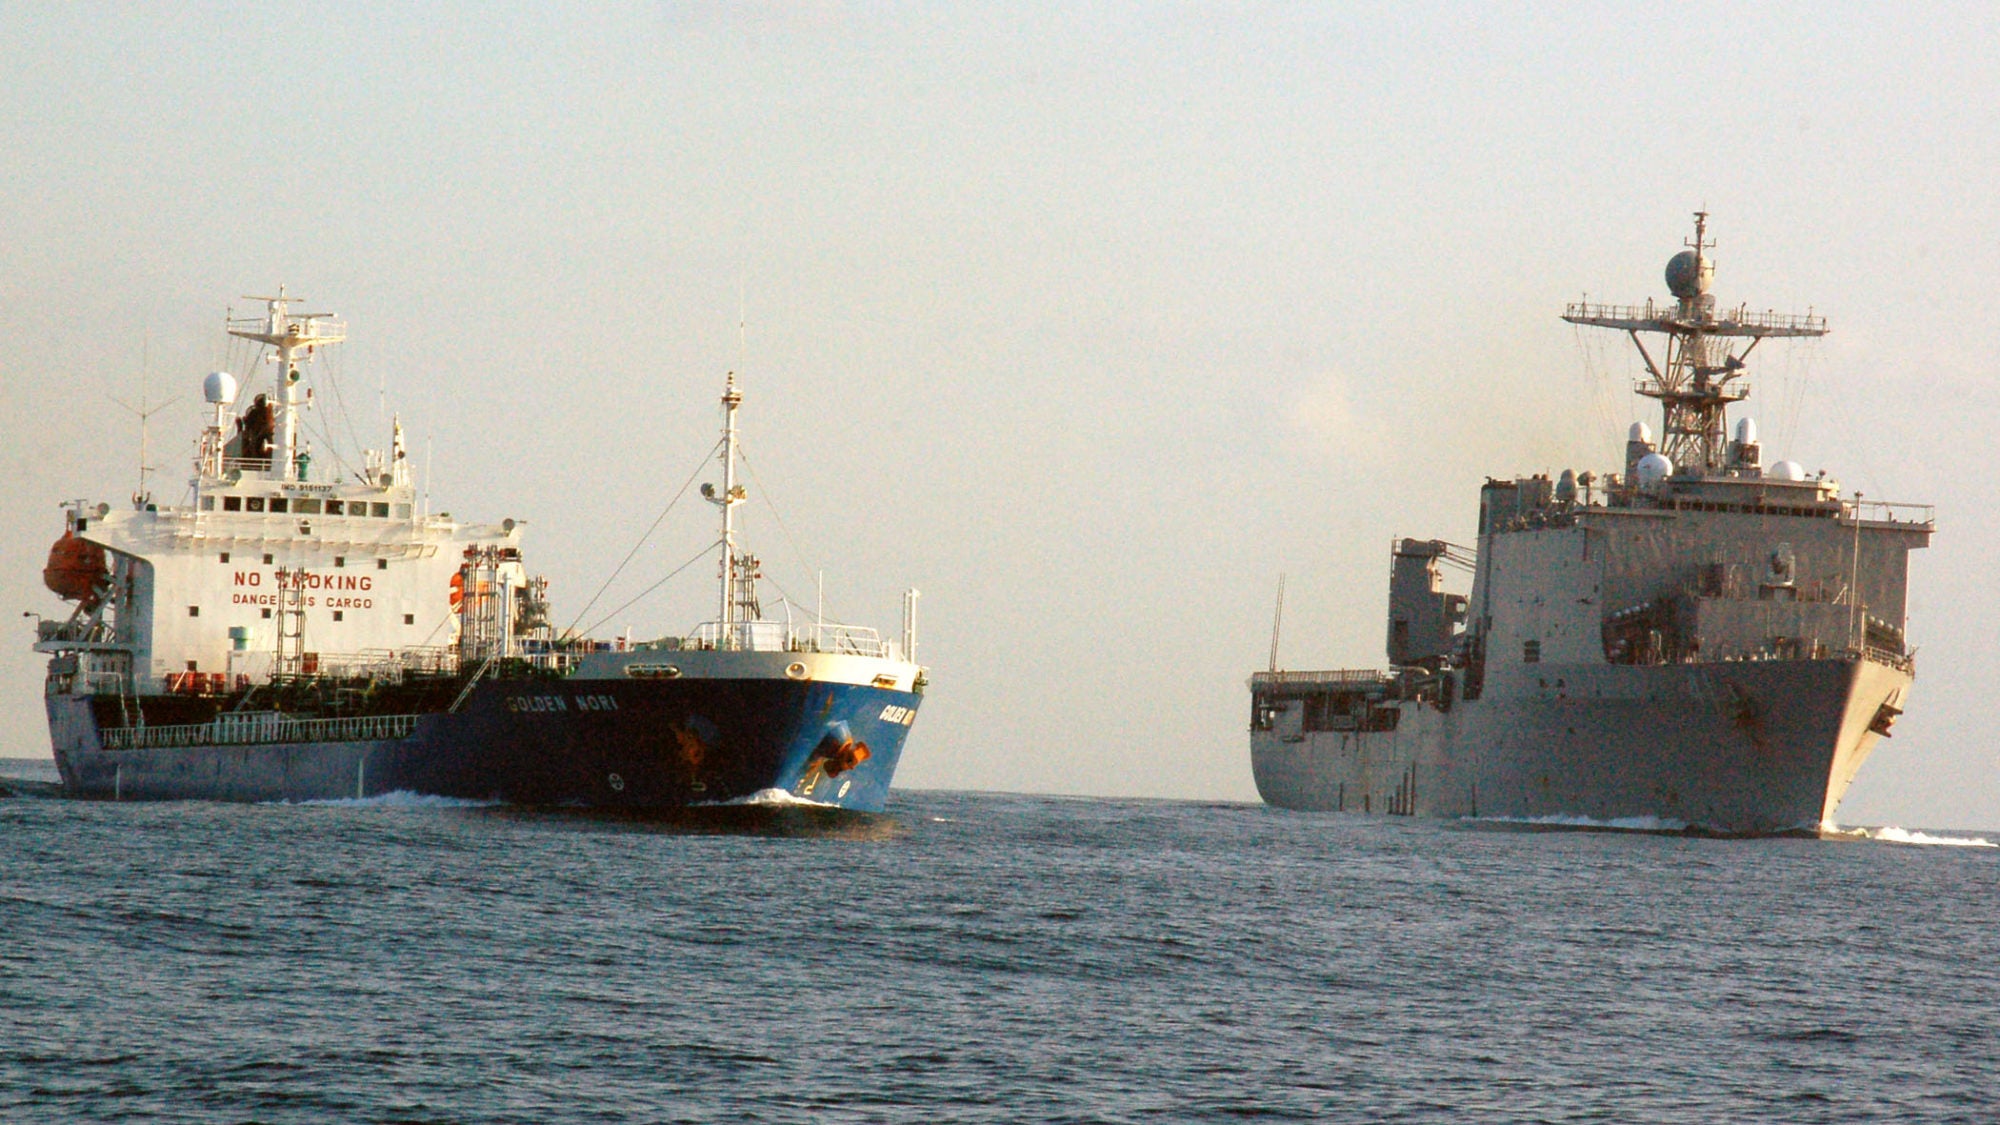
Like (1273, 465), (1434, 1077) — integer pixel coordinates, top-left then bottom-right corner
(1563, 212), (1827, 473)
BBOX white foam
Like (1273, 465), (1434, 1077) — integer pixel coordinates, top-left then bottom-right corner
(1475, 813), (1692, 833)
(279, 790), (502, 810)
(702, 787), (837, 809)
(1856, 826), (1996, 848)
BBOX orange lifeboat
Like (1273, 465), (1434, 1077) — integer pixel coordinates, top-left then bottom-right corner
(43, 532), (109, 610)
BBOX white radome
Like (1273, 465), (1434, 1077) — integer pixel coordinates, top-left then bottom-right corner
(203, 370), (239, 405)
(1636, 452), (1674, 491)
(1766, 459), (1807, 482)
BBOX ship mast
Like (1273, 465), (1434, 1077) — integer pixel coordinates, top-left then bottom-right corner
(226, 287), (346, 481)
(1563, 212), (1826, 473)
(702, 373), (757, 649)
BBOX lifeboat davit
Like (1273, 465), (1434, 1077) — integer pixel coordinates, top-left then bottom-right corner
(43, 531), (108, 609)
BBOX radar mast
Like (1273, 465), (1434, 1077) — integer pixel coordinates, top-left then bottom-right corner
(225, 287), (346, 482)
(1563, 212), (1826, 473)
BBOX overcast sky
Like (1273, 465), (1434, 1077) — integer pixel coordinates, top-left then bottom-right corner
(4, 2), (1996, 828)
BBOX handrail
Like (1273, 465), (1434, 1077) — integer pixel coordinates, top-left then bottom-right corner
(102, 712), (418, 750)
(1251, 668), (1392, 687)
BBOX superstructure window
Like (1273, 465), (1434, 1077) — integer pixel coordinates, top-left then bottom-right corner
(1523, 640), (1541, 664)
(223, 497), (242, 512)
(262, 554), (273, 564)
(394, 504), (412, 518)
(334, 556), (345, 568)
(293, 499), (321, 514)
(371, 502), (389, 517)
(219, 552), (230, 563)
(377, 558), (388, 569)
(333, 611), (344, 622)
(246, 498), (265, 512)
(324, 500), (343, 516)
(403, 614), (414, 625)
(200, 497), (215, 511)
(269, 498), (288, 513)
(261, 608), (272, 619)
(188, 606), (200, 617)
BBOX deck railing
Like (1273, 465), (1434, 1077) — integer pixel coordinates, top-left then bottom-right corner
(102, 711), (419, 750)
(1250, 668), (1392, 688)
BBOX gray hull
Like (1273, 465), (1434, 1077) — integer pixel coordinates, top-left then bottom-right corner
(1251, 656), (1910, 835)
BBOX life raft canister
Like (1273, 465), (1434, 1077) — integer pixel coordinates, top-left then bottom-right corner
(43, 532), (108, 609)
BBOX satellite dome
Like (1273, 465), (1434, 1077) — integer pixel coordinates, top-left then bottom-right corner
(203, 371), (239, 405)
(1636, 452), (1674, 492)
(1665, 249), (1713, 300)
(1627, 421), (1653, 444)
(1766, 459), (1807, 482)
(1734, 417), (1757, 445)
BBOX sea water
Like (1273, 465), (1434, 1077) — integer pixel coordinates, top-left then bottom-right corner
(2, 764), (1995, 1123)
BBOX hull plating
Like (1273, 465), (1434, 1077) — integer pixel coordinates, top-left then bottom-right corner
(49, 676), (918, 813)
(1251, 657), (1910, 835)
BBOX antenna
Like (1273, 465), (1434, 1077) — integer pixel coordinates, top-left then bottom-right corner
(109, 330), (179, 509)
(1267, 573), (1287, 673)
(735, 272), (750, 383)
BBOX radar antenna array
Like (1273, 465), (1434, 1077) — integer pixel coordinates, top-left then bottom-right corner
(1561, 212), (1826, 473)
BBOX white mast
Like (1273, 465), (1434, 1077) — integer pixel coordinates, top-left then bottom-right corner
(226, 287), (345, 482)
(705, 374), (748, 648)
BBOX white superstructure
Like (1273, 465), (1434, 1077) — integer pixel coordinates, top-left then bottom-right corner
(36, 290), (529, 696)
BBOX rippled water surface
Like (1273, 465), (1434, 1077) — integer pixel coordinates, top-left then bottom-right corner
(3, 766), (1997, 1123)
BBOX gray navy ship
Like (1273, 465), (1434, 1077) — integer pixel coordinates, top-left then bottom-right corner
(1249, 215), (1932, 835)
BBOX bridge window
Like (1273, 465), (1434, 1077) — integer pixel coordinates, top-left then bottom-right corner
(324, 500), (343, 515)
(269, 498), (288, 513)
(223, 496), (242, 512)
(188, 606), (199, 617)
(372, 502), (390, 517)
(1523, 639), (1541, 663)
(246, 497), (265, 512)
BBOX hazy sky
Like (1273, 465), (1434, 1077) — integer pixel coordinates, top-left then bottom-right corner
(4, 3), (1997, 827)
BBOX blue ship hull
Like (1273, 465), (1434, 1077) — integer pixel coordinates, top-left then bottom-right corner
(47, 676), (919, 812)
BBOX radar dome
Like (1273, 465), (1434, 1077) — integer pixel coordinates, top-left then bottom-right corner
(1766, 459), (1807, 482)
(203, 371), (239, 405)
(1627, 421), (1653, 444)
(1635, 452), (1674, 492)
(1664, 249), (1713, 300)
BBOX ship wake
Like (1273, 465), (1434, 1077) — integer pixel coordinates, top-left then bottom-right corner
(1840, 825), (1996, 848)
(278, 791), (504, 810)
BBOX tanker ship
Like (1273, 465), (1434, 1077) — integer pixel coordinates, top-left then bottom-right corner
(34, 290), (925, 810)
(1249, 215), (1931, 835)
